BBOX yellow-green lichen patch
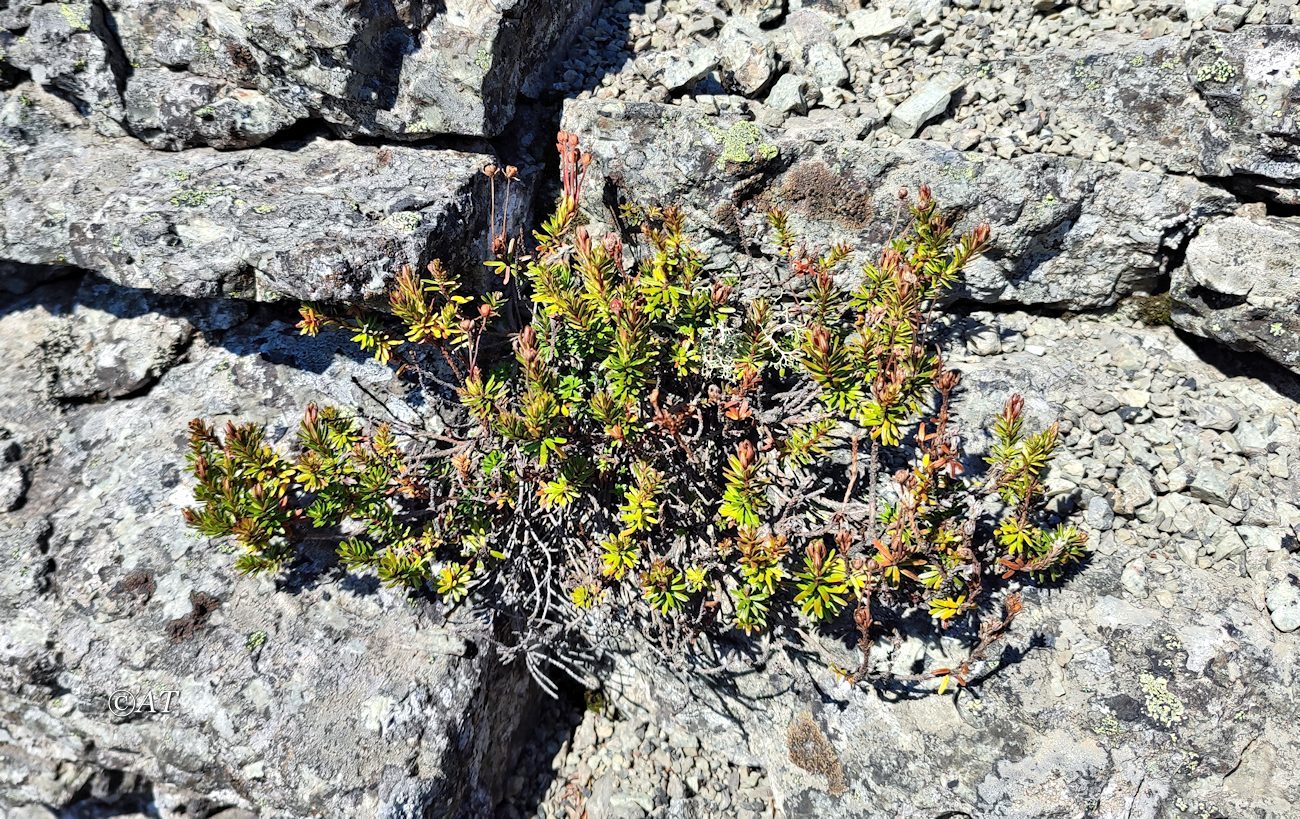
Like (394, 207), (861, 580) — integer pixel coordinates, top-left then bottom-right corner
(57, 3), (91, 31)
(1139, 672), (1184, 728)
(384, 211), (423, 234)
(169, 188), (223, 208)
(1195, 57), (1237, 84)
(703, 119), (779, 170)
(1091, 714), (1123, 736)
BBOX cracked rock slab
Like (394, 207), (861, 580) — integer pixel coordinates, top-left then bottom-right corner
(1017, 27), (1300, 183)
(1173, 214), (1300, 375)
(0, 280), (536, 818)
(562, 99), (1235, 309)
(3, 0), (601, 145)
(1, 85), (524, 304)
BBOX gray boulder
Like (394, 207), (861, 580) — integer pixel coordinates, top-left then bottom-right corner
(561, 99), (1234, 309)
(1018, 27), (1300, 183)
(1, 85), (527, 304)
(3, 0), (601, 144)
(0, 275), (535, 818)
(1, 1), (126, 136)
(1172, 215), (1300, 374)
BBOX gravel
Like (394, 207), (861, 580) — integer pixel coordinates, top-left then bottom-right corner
(548, 0), (1295, 164)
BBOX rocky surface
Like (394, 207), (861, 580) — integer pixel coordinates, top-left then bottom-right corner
(1174, 212), (1300, 372)
(0, 0), (602, 143)
(0, 274), (537, 818)
(555, 0), (1300, 174)
(3, 0), (1300, 817)
(518, 306), (1300, 819)
(563, 99), (1236, 309)
(1, 83), (526, 304)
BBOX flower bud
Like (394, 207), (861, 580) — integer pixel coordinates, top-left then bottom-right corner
(735, 440), (755, 468)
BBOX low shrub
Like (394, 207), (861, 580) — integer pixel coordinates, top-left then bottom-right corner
(184, 133), (1087, 693)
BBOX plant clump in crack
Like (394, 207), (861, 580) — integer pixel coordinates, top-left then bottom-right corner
(182, 133), (1089, 695)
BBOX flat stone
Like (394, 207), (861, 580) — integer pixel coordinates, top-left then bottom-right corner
(1266, 577), (1300, 632)
(1188, 466), (1234, 507)
(766, 74), (813, 115)
(1, 85), (522, 304)
(888, 75), (960, 138)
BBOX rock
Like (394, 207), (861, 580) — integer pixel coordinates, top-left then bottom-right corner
(1016, 28), (1300, 184)
(43, 277), (216, 402)
(1, 1), (125, 136)
(2, 0), (602, 142)
(122, 70), (300, 151)
(0, 278), (536, 817)
(967, 325), (1002, 356)
(888, 74), (960, 138)
(721, 0), (787, 25)
(1189, 466), (1234, 507)
(1113, 469), (1155, 517)
(1172, 215), (1300, 375)
(0, 85), (527, 304)
(0, 460), (25, 511)
(1085, 495), (1115, 531)
(765, 74), (813, 115)
(805, 43), (849, 90)
(846, 8), (908, 41)
(1265, 577), (1300, 632)
(1120, 559), (1148, 598)
(661, 48), (720, 93)
(1185, 0), (1226, 21)
(1193, 403), (1241, 432)
(1210, 528), (1247, 563)
(562, 99), (1233, 310)
(719, 19), (779, 98)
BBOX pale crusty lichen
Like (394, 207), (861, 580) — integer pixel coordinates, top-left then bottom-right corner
(1139, 672), (1184, 728)
(704, 119), (779, 170)
(57, 3), (91, 31)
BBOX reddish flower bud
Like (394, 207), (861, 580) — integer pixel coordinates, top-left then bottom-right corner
(809, 326), (831, 356)
(735, 440), (756, 469)
(1004, 393), (1024, 420)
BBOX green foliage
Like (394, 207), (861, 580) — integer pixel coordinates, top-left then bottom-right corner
(184, 135), (1089, 694)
